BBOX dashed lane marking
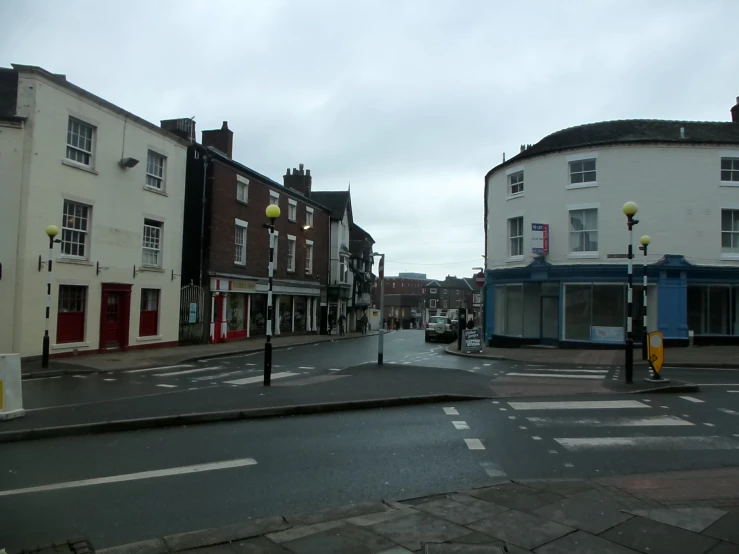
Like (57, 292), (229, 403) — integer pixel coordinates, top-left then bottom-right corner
(704, 423), (716, 427)
(298, 367), (315, 370)
(479, 461), (506, 477)
(443, 407), (459, 415)
(154, 366), (223, 377)
(156, 384), (177, 388)
(509, 400), (649, 411)
(103, 378), (116, 382)
(127, 364), (194, 374)
(505, 372), (605, 380)
(718, 408), (739, 415)
(679, 396), (704, 403)
(223, 372), (300, 385)
(452, 421), (470, 430)
(465, 439), (485, 450)
(532, 436), (542, 440)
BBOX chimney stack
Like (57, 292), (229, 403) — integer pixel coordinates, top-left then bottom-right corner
(283, 163), (312, 197)
(732, 96), (739, 123)
(201, 121), (233, 157)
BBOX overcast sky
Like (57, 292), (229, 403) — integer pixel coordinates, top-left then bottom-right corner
(3, 0), (738, 279)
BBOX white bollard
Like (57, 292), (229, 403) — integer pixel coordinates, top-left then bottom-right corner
(0, 353), (25, 420)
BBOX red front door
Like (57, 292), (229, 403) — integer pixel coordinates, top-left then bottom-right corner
(99, 284), (131, 351)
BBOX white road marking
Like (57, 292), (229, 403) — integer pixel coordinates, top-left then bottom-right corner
(72, 375), (87, 379)
(508, 416), (516, 420)
(154, 366), (223, 377)
(532, 436), (542, 441)
(642, 399), (652, 402)
(515, 368), (608, 374)
(519, 426), (528, 430)
(156, 384), (177, 388)
(473, 366), (481, 370)
(555, 436), (739, 451)
(103, 378), (116, 382)
(479, 461), (506, 477)
(0, 458), (257, 497)
(679, 396), (704, 403)
(564, 463), (574, 468)
(127, 364), (193, 374)
(499, 408), (507, 411)
(483, 363), (492, 366)
(224, 372), (300, 385)
(526, 415), (694, 427)
(505, 372), (604, 380)
(492, 401), (499, 404)
(192, 370), (249, 381)
(465, 438), (485, 450)
(24, 376), (63, 381)
(328, 368), (342, 372)
(704, 423), (716, 427)
(548, 450), (558, 454)
(728, 391), (739, 393)
(719, 408), (739, 415)
(691, 383), (739, 386)
(509, 400), (649, 411)
(298, 367), (315, 370)
(443, 407), (459, 415)
(452, 421), (470, 430)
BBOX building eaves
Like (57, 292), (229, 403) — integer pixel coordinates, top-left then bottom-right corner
(311, 191), (350, 220)
(11, 64), (190, 148)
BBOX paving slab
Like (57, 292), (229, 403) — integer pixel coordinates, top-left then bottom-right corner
(503, 546), (534, 554)
(514, 480), (597, 498)
(424, 544), (505, 553)
(534, 489), (634, 534)
(284, 501), (391, 526)
(377, 547), (415, 554)
(600, 515), (719, 554)
(630, 507), (727, 533)
(181, 537), (293, 554)
(467, 483), (564, 512)
(278, 521), (395, 554)
(533, 530), (641, 554)
(415, 497), (508, 525)
(164, 517), (288, 551)
(707, 542), (739, 554)
(467, 509), (574, 550)
(347, 508), (419, 527)
(703, 508), (739, 545)
(368, 510), (471, 551)
(451, 532), (506, 546)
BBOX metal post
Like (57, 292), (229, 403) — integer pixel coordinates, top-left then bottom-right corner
(625, 226), (634, 384)
(378, 254), (385, 365)
(264, 222), (275, 386)
(41, 234), (54, 368)
(642, 256), (648, 361)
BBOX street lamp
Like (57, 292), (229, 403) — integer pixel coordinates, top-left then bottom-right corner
(42, 225), (60, 368)
(372, 252), (385, 365)
(622, 201), (639, 384)
(639, 235), (651, 363)
(263, 204), (281, 386)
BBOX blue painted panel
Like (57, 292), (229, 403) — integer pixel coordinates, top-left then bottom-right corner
(485, 278), (495, 339)
(657, 275), (688, 339)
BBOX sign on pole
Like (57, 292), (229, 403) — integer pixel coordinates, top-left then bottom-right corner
(531, 223), (549, 255)
(475, 271), (485, 287)
(462, 328), (483, 353)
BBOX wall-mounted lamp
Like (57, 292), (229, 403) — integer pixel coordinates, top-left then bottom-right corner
(96, 261), (110, 276)
(171, 269), (181, 281)
(133, 265), (146, 278)
(119, 157), (140, 169)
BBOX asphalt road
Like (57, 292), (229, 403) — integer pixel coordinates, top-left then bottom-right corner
(1, 386), (738, 549)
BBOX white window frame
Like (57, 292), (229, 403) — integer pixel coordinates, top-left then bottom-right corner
(506, 165), (524, 199)
(720, 155), (739, 186)
(287, 234), (296, 272)
(66, 117), (95, 168)
(430, 299), (437, 308)
(145, 150), (166, 191)
(568, 204), (599, 258)
(305, 240), (314, 274)
(269, 191), (280, 205)
(567, 153), (598, 189)
(306, 207), (314, 228)
(340, 255), (347, 282)
(142, 219), (163, 268)
(234, 219), (248, 266)
(288, 199), (297, 222)
(721, 208), (739, 259)
(430, 288), (437, 294)
(272, 231), (279, 269)
(61, 200), (91, 259)
(508, 216), (524, 260)
(237, 175), (249, 203)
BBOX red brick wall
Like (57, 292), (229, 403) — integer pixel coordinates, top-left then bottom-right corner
(208, 161), (329, 287)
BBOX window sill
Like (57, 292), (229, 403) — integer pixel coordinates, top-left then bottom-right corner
(719, 182), (739, 187)
(144, 186), (167, 196)
(305, 271), (313, 276)
(720, 253), (739, 260)
(236, 200), (249, 206)
(56, 257), (94, 266)
(569, 251), (600, 259)
(287, 270), (296, 274)
(288, 219), (297, 223)
(139, 266), (164, 273)
(234, 262), (246, 267)
(61, 159), (98, 175)
(52, 341), (89, 350)
(506, 193), (524, 201)
(567, 182), (598, 190)
(136, 334), (162, 343)
(506, 255), (524, 263)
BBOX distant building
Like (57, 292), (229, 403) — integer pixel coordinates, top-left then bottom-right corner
(398, 272), (427, 280)
(422, 276), (478, 321)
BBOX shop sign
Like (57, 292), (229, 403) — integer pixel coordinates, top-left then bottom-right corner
(590, 326), (624, 342)
(462, 328), (483, 353)
(232, 280), (257, 291)
(531, 223), (549, 255)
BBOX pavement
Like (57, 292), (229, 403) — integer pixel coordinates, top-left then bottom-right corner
(446, 343), (739, 369)
(3, 388), (738, 549)
(10, 467), (739, 554)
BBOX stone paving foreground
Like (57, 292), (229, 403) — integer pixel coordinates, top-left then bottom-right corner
(14, 468), (739, 554)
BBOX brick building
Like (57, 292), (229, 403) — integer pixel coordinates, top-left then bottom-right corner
(175, 120), (331, 343)
(423, 275), (481, 322)
(374, 274), (427, 328)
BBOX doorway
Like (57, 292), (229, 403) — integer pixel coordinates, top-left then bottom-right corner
(540, 281), (560, 346)
(100, 284), (131, 351)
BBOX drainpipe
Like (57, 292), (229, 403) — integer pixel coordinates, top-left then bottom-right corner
(199, 155), (209, 288)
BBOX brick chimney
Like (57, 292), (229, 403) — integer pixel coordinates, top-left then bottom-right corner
(732, 96), (739, 123)
(283, 163), (312, 197)
(202, 121), (233, 157)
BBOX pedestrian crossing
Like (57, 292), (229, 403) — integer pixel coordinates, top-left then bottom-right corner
(504, 367), (610, 380)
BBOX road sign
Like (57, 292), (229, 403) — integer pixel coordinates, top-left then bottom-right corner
(475, 271), (485, 287)
(647, 331), (664, 373)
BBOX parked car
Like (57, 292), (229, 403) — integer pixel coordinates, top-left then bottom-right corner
(425, 316), (457, 343)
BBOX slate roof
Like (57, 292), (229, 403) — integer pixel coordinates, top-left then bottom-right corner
(486, 119), (739, 178)
(350, 222), (375, 244)
(311, 191), (350, 220)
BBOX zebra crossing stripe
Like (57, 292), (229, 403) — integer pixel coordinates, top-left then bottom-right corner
(505, 372), (605, 380)
(526, 415), (693, 427)
(555, 436), (739, 451)
(509, 400), (649, 411)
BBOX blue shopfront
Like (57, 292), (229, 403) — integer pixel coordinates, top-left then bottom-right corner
(484, 255), (739, 348)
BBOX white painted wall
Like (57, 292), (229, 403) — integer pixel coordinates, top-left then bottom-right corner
(486, 144), (739, 269)
(0, 119), (24, 354)
(9, 71), (188, 357)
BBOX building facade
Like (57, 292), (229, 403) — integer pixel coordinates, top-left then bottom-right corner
(0, 64), (188, 357)
(177, 121), (330, 343)
(374, 275), (427, 327)
(349, 223), (375, 331)
(484, 100), (739, 347)
(423, 276), (478, 322)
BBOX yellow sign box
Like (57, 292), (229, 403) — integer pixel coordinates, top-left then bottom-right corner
(231, 280), (257, 291)
(647, 331), (664, 373)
